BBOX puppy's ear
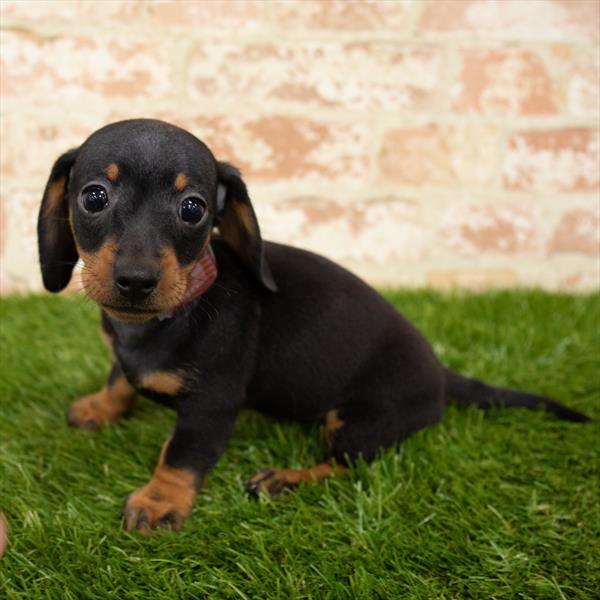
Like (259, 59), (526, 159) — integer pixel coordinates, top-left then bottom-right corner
(215, 162), (277, 292)
(37, 148), (79, 292)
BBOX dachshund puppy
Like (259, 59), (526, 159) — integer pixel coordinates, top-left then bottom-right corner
(37, 119), (589, 533)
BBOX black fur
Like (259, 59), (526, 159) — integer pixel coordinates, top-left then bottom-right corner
(38, 119), (589, 531)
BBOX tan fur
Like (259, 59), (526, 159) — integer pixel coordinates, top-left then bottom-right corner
(80, 239), (162, 322)
(105, 163), (119, 183)
(140, 371), (184, 396)
(323, 409), (344, 448)
(247, 463), (347, 495)
(79, 239), (117, 305)
(79, 240), (197, 321)
(43, 177), (66, 216)
(174, 172), (188, 192)
(155, 245), (196, 310)
(123, 438), (197, 533)
(156, 246), (181, 299)
(219, 199), (256, 254)
(233, 201), (256, 234)
(68, 374), (136, 428)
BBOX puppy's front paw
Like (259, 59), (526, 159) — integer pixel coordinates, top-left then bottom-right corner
(67, 375), (136, 429)
(67, 392), (118, 429)
(122, 467), (196, 534)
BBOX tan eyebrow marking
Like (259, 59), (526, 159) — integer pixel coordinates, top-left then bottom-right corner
(174, 172), (188, 192)
(105, 163), (119, 182)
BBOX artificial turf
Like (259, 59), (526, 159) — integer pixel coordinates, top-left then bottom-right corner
(0, 291), (598, 599)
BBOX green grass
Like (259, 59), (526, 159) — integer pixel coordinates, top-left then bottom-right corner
(1, 291), (599, 599)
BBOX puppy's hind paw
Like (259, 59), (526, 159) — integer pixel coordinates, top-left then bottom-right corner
(245, 463), (347, 498)
(244, 468), (301, 498)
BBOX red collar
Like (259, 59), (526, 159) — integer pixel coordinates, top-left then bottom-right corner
(158, 245), (217, 320)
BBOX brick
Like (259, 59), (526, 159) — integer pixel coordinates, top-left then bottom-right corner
(257, 197), (428, 263)
(0, 31), (170, 102)
(270, 0), (416, 32)
(135, 114), (371, 183)
(549, 208), (600, 255)
(0, 183), (84, 294)
(419, 0), (599, 41)
(559, 46), (600, 118)
(503, 129), (600, 192)
(150, 0), (265, 30)
(379, 124), (500, 187)
(440, 204), (538, 255)
(188, 42), (442, 111)
(1, 110), (108, 180)
(1, 0), (598, 297)
(0, 189), (42, 293)
(427, 269), (517, 290)
(454, 49), (557, 116)
(0, 193), (5, 259)
(561, 270), (600, 290)
(0, 0), (145, 22)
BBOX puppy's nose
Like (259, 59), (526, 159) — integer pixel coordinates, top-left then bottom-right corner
(114, 268), (159, 300)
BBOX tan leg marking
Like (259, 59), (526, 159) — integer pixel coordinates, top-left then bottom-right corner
(67, 374), (136, 429)
(140, 371), (184, 396)
(245, 463), (347, 497)
(322, 409), (344, 448)
(123, 437), (197, 534)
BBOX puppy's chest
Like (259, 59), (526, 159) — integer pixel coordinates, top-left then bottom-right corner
(111, 328), (189, 399)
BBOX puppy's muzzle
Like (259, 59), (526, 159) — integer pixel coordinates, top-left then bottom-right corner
(114, 263), (159, 302)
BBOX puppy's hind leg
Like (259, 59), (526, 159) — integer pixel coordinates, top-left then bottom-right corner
(244, 408), (357, 497)
(245, 385), (445, 498)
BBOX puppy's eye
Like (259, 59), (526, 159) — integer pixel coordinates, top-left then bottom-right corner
(81, 185), (109, 213)
(180, 196), (207, 224)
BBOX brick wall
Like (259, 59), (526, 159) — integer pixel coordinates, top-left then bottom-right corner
(1, 0), (598, 293)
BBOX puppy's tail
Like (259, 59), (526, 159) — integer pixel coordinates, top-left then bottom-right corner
(444, 369), (590, 423)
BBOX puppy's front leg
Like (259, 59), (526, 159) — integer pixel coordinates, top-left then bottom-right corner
(122, 397), (237, 533)
(68, 363), (136, 429)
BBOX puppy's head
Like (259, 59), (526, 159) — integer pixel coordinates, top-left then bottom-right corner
(37, 119), (276, 322)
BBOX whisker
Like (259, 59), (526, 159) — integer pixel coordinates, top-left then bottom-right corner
(212, 282), (239, 296)
(199, 296), (218, 320)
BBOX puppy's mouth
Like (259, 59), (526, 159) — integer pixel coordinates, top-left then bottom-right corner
(101, 304), (161, 323)
(103, 304), (158, 313)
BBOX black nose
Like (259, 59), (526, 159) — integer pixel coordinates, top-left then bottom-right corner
(114, 268), (159, 301)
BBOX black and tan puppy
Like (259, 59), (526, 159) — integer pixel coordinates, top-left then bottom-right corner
(37, 119), (588, 533)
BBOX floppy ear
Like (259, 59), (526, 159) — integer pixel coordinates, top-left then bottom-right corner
(215, 162), (277, 292)
(37, 148), (79, 292)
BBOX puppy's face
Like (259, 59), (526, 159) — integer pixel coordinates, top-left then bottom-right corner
(38, 119), (276, 322)
(71, 121), (218, 321)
